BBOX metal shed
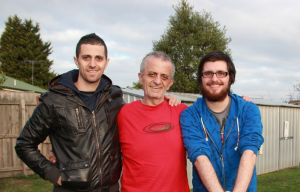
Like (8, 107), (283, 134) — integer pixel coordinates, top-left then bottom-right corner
(254, 99), (300, 175)
(122, 87), (200, 104)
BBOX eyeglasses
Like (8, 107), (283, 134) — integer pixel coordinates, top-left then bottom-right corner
(201, 71), (229, 78)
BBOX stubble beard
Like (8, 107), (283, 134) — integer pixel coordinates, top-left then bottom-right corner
(80, 68), (102, 84)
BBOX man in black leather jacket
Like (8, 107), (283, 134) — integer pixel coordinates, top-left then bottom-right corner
(15, 33), (125, 192)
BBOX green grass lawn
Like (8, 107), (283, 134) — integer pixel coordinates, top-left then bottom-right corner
(0, 174), (52, 192)
(257, 167), (300, 192)
(0, 167), (299, 192)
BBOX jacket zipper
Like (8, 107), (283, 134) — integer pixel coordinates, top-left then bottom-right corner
(222, 120), (236, 190)
(75, 108), (82, 128)
(92, 91), (109, 189)
(92, 111), (102, 188)
(204, 119), (236, 191)
(205, 129), (224, 191)
(68, 89), (110, 190)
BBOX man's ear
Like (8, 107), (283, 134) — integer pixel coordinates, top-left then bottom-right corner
(74, 57), (79, 68)
(166, 79), (174, 90)
(104, 58), (109, 70)
(138, 73), (143, 85)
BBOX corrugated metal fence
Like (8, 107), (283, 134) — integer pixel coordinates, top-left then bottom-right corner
(256, 105), (300, 174)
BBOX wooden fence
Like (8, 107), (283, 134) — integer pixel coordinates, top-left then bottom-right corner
(0, 91), (51, 178)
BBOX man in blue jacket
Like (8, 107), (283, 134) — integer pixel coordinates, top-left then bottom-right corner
(180, 51), (264, 192)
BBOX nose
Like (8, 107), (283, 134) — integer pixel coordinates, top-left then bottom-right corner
(211, 73), (218, 81)
(154, 75), (162, 84)
(89, 58), (96, 67)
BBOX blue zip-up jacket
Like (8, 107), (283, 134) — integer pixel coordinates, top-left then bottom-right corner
(180, 94), (264, 192)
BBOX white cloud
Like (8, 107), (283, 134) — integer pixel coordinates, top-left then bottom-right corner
(0, 0), (299, 102)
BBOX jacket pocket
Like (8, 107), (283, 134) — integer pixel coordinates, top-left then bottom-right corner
(60, 159), (91, 190)
(55, 107), (87, 135)
(109, 148), (122, 182)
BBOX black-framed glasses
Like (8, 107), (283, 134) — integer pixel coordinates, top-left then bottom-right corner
(201, 71), (229, 78)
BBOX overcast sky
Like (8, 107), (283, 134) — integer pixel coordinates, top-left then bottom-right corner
(1, 0), (299, 102)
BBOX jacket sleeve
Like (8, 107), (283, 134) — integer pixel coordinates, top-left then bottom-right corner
(180, 107), (212, 164)
(237, 102), (264, 155)
(15, 95), (60, 184)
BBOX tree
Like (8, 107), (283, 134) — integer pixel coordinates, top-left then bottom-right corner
(0, 15), (56, 89)
(152, 0), (231, 93)
(0, 70), (6, 89)
(293, 81), (300, 99)
(130, 81), (143, 89)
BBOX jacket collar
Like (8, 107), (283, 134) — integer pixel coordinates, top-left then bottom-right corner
(48, 69), (112, 96)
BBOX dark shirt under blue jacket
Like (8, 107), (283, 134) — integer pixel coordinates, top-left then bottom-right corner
(57, 69), (109, 111)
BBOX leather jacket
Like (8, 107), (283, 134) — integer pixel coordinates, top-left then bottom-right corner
(15, 74), (125, 192)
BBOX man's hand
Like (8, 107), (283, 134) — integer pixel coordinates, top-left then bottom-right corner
(48, 150), (56, 164)
(165, 94), (181, 106)
(48, 150), (61, 186)
(57, 176), (62, 186)
(242, 95), (252, 102)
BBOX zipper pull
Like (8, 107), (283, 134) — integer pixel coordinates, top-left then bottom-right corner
(107, 95), (112, 102)
(221, 118), (226, 144)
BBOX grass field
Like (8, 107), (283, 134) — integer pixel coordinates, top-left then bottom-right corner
(0, 167), (299, 192)
(0, 174), (52, 192)
(257, 167), (300, 192)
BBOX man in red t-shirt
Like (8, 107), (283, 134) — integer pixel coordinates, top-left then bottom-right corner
(117, 51), (190, 192)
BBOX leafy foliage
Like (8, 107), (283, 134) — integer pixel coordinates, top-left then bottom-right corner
(0, 70), (6, 89)
(130, 81), (143, 89)
(152, 0), (231, 93)
(0, 15), (56, 89)
(293, 80), (300, 99)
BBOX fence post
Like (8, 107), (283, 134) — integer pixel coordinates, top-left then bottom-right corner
(19, 93), (28, 176)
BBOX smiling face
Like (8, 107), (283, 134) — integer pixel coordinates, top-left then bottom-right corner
(139, 56), (174, 106)
(201, 60), (230, 102)
(74, 44), (109, 91)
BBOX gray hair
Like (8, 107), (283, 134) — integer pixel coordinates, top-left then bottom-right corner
(140, 51), (175, 79)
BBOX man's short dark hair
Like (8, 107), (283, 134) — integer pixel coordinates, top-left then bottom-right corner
(197, 50), (236, 93)
(76, 33), (108, 59)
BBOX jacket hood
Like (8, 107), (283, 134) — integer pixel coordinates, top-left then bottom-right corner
(48, 69), (112, 95)
(193, 94), (249, 122)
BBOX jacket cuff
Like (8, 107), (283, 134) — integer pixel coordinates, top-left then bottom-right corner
(239, 146), (258, 155)
(191, 150), (210, 164)
(45, 166), (60, 186)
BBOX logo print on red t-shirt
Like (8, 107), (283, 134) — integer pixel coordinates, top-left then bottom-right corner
(143, 123), (173, 133)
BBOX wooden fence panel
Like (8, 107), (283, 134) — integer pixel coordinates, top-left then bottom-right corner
(0, 91), (51, 178)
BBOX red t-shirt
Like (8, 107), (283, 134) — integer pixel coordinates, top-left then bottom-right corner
(117, 100), (190, 192)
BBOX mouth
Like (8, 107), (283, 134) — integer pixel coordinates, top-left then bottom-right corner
(150, 86), (162, 91)
(87, 70), (99, 73)
(207, 82), (223, 90)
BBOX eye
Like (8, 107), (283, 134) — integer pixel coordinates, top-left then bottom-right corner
(203, 71), (213, 77)
(161, 75), (169, 80)
(216, 71), (228, 77)
(148, 72), (155, 77)
(95, 56), (103, 61)
(82, 56), (90, 61)
(217, 71), (225, 75)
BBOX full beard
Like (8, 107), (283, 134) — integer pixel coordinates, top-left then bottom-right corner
(201, 81), (230, 102)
